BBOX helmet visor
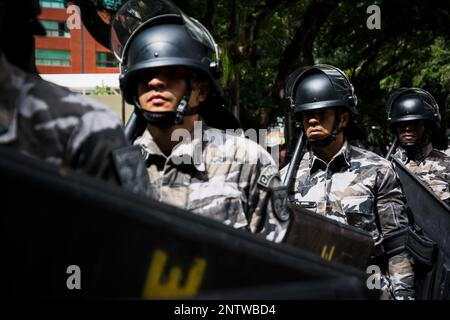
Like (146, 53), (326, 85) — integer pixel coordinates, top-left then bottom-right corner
(314, 64), (355, 101)
(111, 0), (219, 63)
(286, 64), (356, 107)
(387, 88), (440, 123)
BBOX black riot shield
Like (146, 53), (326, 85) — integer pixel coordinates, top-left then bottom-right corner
(392, 157), (450, 300)
(285, 204), (374, 270)
(0, 147), (373, 299)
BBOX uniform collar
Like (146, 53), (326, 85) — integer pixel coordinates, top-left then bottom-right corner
(397, 142), (433, 164)
(134, 126), (206, 172)
(423, 143), (433, 159)
(309, 140), (352, 174)
(134, 129), (165, 159)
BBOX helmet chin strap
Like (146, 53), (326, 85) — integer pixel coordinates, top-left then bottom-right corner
(400, 127), (432, 160)
(400, 141), (427, 161)
(309, 126), (342, 148)
(174, 94), (190, 125)
(134, 80), (200, 129)
(308, 108), (343, 148)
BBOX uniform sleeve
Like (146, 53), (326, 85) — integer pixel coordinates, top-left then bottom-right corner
(437, 156), (450, 205)
(376, 164), (415, 300)
(67, 107), (128, 183)
(246, 153), (290, 243)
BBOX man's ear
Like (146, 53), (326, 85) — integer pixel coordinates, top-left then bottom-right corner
(340, 111), (350, 128)
(196, 82), (210, 103)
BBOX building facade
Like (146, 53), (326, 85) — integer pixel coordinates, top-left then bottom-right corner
(35, 0), (119, 74)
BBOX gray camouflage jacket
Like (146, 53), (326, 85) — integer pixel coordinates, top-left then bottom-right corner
(394, 144), (450, 205)
(281, 141), (414, 300)
(134, 125), (289, 243)
(445, 148), (450, 157)
(0, 54), (128, 182)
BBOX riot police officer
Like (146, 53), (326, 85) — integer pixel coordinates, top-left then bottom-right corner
(281, 64), (414, 299)
(387, 88), (450, 205)
(0, 0), (150, 194)
(112, 0), (289, 243)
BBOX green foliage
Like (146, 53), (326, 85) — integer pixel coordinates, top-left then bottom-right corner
(84, 0), (449, 151)
(412, 37), (450, 90)
(92, 85), (113, 96)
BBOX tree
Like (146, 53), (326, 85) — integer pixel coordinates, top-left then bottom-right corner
(73, 0), (450, 152)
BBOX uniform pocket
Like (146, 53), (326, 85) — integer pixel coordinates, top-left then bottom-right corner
(189, 196), (248, 229)
(294, 199), (328, 215)
(341, 196), (375, 229)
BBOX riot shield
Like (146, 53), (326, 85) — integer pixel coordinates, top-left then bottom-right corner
(392, 157), (450, 299)
(286, 204), (374, 270)
(0, 146), (373, 299)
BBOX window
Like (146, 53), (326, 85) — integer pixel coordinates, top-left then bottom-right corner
(40, 21), (70, 38)
(39, 0), (65, 9)
(96, 52), (118, 68)
(36, 49), (71, 66)
(102, 0), (126, 10)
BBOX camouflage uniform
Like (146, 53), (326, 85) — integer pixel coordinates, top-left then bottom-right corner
(445, 148), (450, 157)
(0, 53), (128, 182)
(281, 141), (414, 299)
(134, 124), (290, 243)
(394, 143), (450, 205)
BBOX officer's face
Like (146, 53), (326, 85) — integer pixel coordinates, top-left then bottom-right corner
(303, 107), (336, 140)
(397, 120), (426, 144)
(137, 66), (208, 113)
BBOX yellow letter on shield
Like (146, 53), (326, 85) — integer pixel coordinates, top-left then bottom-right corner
(142, 249), (207, 299)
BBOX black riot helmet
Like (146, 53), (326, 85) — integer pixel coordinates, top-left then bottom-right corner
(111, 0), (239, 129)
(387, 88), (441, 128)
(387, 87), (446, 150)
(112, 9), (222, 103)
(286, 64), (365, 146)
(287, 64), (358, 115)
